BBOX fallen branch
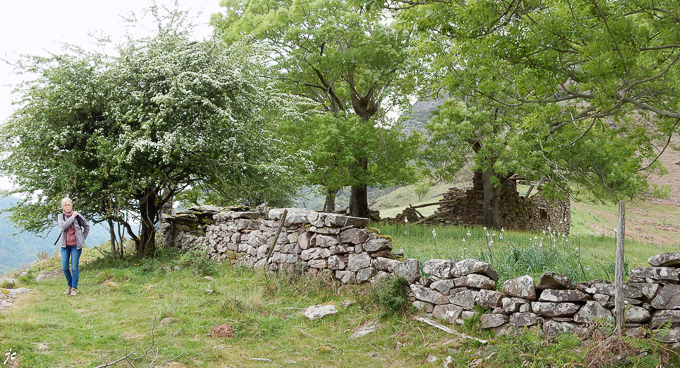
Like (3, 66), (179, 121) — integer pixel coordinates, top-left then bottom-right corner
(414, 214), (438, 224)
(95, 317), (183, 368)
(250, 358), (273, 363)
(93, 246), (111, 258)
(413, 316), (488, 344)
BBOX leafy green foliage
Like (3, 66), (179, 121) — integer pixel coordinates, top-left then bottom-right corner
(0, 279), (15, 289)
(214, 0), (422, 216)
(650, 184), (673, 200)
(399, 0), (676, 209)
(489, 328), (585, 367)
(280, 112), (423, 207)
(0, 7), (304, 256)
(370, 275), (412, 317)
(621, 324), (677, 367)
(176, 249), (218, 277)
(461, 305), (490, 335)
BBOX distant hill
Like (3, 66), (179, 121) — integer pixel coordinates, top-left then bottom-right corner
(0, 196), (111, 275)
(400, 97), (447, 134)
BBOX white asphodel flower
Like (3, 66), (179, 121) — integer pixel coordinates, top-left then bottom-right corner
(432, 229), (437, 238)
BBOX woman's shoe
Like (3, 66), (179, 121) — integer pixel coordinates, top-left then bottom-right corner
(63, 287), (72, 295)
(69, 288), (77, 296)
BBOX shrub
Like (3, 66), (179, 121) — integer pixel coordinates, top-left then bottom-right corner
(371, 276), (411, 317)
(36, 250), (49, 261)
(17, 275), (35, 285)
(177, 250), (218, 276)
(0, 279), (16, 289)
(650, 184), (672, 200)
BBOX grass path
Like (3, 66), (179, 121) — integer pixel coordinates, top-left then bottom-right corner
(1, 252), (465, 368)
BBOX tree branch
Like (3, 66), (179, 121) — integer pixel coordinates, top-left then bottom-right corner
(94, 318), (182, 368)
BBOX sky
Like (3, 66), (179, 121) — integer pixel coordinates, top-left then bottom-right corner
(0, 0), (224, 190)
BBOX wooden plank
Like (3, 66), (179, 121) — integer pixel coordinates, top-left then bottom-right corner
(408, 199), (457, 210)
(414, 213), (438, 224)
(614, 200), (625, 335)
(266, 209), (288, 264)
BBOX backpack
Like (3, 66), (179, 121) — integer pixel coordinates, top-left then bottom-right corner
(53, 214), (86, 246)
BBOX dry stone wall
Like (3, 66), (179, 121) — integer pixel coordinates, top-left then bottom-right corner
(409, 253), (680, 342)
(162, 207), (680, 341)
(163, 207), (399, 283)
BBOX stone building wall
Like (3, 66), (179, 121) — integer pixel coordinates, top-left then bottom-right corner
(161, 207), (680, 341)
(423, 173), (570, 234)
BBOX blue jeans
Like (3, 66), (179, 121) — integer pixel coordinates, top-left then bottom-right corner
(61, 246), (82, 289)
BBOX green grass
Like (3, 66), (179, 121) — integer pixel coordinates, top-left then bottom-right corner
(377, 223), (671, 284)
(373, 181), (452, 218)
(0, 248), (465, 367)
(571, 200), (680, 248)
(3, 245), (680, 367)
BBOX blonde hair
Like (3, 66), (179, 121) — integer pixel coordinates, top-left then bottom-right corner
(61, 197), (73, 207)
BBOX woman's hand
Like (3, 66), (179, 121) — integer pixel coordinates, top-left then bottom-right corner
(72, 211), (79, 217)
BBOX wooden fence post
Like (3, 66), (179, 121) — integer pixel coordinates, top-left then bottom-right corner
(614, 200), (625, 335)
(266, 209), (288, 264)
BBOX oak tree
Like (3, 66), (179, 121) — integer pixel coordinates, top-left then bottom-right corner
(213, 0), (420, 217)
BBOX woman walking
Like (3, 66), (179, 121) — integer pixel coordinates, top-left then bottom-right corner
(58, 197), (89, 296)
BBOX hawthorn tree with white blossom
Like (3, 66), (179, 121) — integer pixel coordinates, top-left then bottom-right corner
(0, 8), (302, 257)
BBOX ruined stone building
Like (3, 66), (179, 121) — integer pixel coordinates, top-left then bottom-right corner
(393, 173), (570, 234)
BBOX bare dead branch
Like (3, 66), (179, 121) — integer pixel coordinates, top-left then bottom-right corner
(94, 318), (183, 368)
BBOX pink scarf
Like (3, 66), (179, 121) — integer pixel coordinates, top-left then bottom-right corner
(63, 211), (77, 246)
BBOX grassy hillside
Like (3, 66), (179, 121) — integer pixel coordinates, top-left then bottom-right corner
(1, 249), (467, 367)
(2, 242), (678, 367)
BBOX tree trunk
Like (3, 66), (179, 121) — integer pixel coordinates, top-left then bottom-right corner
(137, 188), (158, 258)
(107, 218), (117, 257)
(117, 222), (125, 258)
(482, 170), (504, 229)
(159, 187), (174, 219)
(349, 157), (370, 218)
(347, 88), (377, 219)
(323, 189), (338, 213)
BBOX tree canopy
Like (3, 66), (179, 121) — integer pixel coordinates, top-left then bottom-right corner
(213, 0), (422, 217)
(279, 112), (422, 212)
(0, 8), (302, 256)
(387, 0), (678, 227)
